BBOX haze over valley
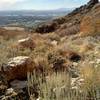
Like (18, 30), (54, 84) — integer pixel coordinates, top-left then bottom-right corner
(0, 9), (71, 28)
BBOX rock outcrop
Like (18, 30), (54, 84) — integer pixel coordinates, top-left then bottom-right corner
(18, 37), (36, 50)
(35, 22), (58, 33)
(1, 56), (34, 82)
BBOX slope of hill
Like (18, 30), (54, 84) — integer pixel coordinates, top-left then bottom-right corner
(35, 0), (99, 37)
(0, 0), (100, 100)
(0, 27), (29, 39)
(80, 3), (100, 36)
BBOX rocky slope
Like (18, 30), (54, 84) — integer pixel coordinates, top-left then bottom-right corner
(0, 0), (100, 100)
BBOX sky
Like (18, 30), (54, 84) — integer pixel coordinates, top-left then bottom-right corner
(0, 0), (94, 10)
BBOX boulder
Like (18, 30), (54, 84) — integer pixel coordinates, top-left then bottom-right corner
(18, 37), (35, 50)
(1, 88), (17, 100)
(35, 22), (58, 33)
(1, 56), (34, 82)
(80, 3), (100, 36)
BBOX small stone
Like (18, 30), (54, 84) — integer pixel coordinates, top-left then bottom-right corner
(10, 80), (27, 90)
(73, 62), (78, 66)
(0, 85), (7, 95)
(5, 88), (14, 96)
(71, 86), (78, 90)
(51, 40), (58, 46)
(96, 59), (100, 64)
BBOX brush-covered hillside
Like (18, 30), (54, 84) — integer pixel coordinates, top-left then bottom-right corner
(35, 0), (100, 36)
(0, 0), (100, 100)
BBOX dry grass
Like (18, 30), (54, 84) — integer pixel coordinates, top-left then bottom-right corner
(0, 28), (29, 40)
(0, 28), (100, 100)
(80, 63), (100, 100)
(0, 36), (32, 70)
(27, 61), (100, 100)
(26, 35), (100, 100)
(56, 24), (80, 37)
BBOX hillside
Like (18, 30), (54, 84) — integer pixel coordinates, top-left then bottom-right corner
(35, 0), (99, 36)
(80, 3), (100, 36)
(0, 0), (100, 100)
(0, 27), (29, 39)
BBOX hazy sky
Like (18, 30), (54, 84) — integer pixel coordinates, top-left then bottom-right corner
(0, 0), (92, 10)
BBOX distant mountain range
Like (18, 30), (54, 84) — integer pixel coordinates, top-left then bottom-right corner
(0, 9), (72, 16)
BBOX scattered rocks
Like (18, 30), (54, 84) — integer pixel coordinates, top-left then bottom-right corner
(1, 88), (29, 100)
(71, 77), (85, 89)
(68, 66), (80, 78)
(0, 1), (99, 100)
(0, 77), (29, 100)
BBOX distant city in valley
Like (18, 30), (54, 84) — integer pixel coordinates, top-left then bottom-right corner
(0, 9), (72, 28)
